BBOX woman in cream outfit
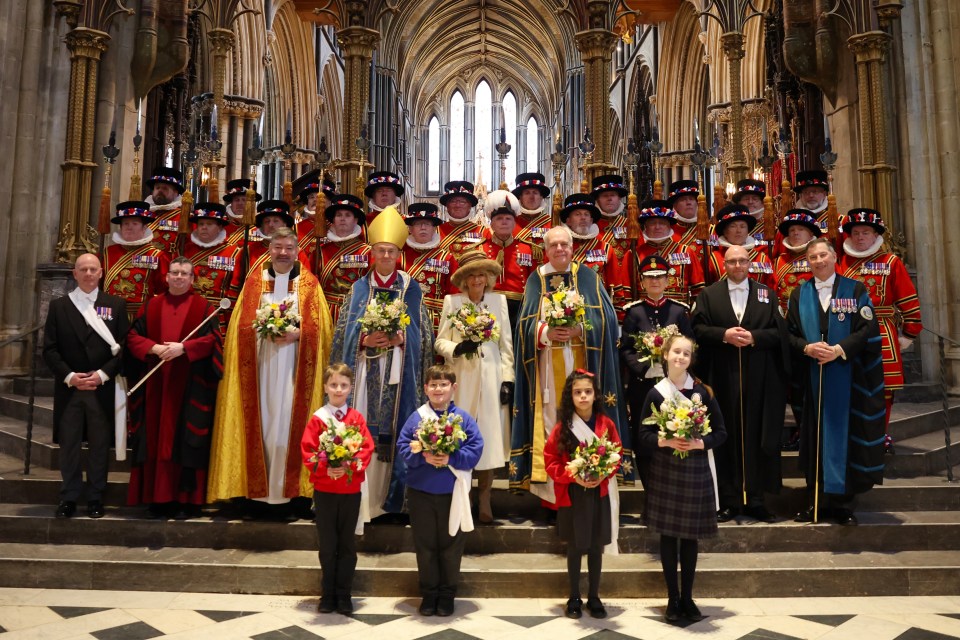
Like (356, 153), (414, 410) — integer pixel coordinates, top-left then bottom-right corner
(435, 250), (514, 523)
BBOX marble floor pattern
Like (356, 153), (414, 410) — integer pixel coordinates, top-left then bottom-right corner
(0, 590), (959, 640)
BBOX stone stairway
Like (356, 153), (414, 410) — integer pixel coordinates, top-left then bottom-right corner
(1, 381), (959, 598)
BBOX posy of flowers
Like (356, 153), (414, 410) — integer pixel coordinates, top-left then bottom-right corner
(308, 418), (365, 482)
(253, 297), (301, 340)
(565, 435), (622, 482)
(359, 291), (411, 353)
(630, 324), (681, 365)
(409, 411), (467, 456)
(544, 284), (593, 330)
(642, 392), (712, 458)
(447, 302), (500, 359)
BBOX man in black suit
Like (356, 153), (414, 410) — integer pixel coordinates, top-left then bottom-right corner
(43, 253), (128, 518)
(692, 244), (788, 523)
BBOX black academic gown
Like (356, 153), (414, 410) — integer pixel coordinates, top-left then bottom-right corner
(692, 279), (788, 507)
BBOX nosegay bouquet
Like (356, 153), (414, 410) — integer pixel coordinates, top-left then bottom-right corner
(642, 392), (712, 459)
(359, 291), (411, 354)
(410, 411), (467, 456)
(447, 302), (500, 359)
(308, 419), (366, 482)
(630, 324), (681, 378)
(565, 435), (622, 482)
(544, 283), (593, 331)
(253, 297), (301, 340)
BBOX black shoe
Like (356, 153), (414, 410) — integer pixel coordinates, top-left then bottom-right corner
(743, 505), (776, 523)
(664, 597), (681, 623)
(835, 509), (859, 526)
(679, 598), (703, 622)
(55, 501), (76, 519)
(87, 500), (105, 519)
(418, 596), (437, 616)
(586, 597), (607, 619)
(174, 504), (202, 520)
(336, 595), (354, 615)
(717, 507), (738, 523)
(435, 596), (454, 617)
(565, 597), (583, 619)
(145, 504), (166, 520)
(794, 506), (814, 523)
(317, 595), (336, 613)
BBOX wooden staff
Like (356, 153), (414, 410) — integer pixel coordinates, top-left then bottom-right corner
(814, 333), (824, 523)
(126, 298), (231, 396)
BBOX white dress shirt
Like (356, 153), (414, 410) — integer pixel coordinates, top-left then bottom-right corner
(814, 274), (836, 312)
(727, 278), (749, 323)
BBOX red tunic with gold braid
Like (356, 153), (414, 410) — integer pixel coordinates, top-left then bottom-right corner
(570, 230), (627, 318)
(182, 237), (244, 331)
(148, 207), (183, 255)
(626, 237), (705, 308)
(225, 220), (267, 250)
(705, 243), (775, 288)
(512, 209), (552, 247)
(316, 234), (370, 324)
(839, 247), (923, 393)
(101, 242), (170, 321)
(438, 218), (488, 258)
(401, 242), (459, 333)
(478, 236), (539, 303)
(773, 248), (813, 316)
(597, 211), (632, 271)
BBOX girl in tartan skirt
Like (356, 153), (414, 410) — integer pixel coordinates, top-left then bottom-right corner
(544, 369), (622, 620)
(638, 335), (726, 624)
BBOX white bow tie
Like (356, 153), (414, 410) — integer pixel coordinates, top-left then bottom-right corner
(729, 282), (748, 291)
(815, 281), (833, 290)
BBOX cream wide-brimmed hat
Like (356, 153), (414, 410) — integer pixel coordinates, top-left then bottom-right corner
(451, 249), (502, 291)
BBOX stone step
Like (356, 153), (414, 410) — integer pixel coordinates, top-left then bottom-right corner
(885, 428), (960, 477)
(0, 393), (53, 428)
(897, 381), (944, 404)
(1, 544), (957, 597)
(11, 376), (55, 397)
(1, 503), (958, 555)
(0, 416), (131, 473)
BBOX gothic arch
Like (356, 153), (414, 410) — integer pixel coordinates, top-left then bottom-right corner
(658, 1), (709, 151)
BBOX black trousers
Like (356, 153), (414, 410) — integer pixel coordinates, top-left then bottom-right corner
(407, 488), (465, 599)
(58, 390), (111, 502)
(313, 490), (361, 597)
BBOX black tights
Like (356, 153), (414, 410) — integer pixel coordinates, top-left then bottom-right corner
(659, 535), (698, 601)
(566, 546), (603, 599)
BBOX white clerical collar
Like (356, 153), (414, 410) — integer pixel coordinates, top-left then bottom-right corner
(406, 231), (441, 250)
(112, 230), (155, 247)
(562, 222), (599, 241)
(599, 201), (625, 218)
(718, 235), (757, 250)
(190, 229), (227, 248)
(327, 225), (363, 242)
(842, 236), (884, 259)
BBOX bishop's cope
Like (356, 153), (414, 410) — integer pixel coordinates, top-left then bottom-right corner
(206, 227), (332, 513)
(510, 225), (632, 504)
(330, 206), (435, 524)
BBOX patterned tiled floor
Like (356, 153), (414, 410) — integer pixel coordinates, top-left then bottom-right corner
(1, 589), (959, 639)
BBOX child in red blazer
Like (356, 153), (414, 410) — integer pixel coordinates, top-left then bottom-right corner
(544, 369), (622, 621)
(301, 363), (374, 616)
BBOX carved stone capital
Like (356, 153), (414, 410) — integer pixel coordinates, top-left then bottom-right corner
(336, 26), (380, 59)
(720, 31), (745, 60)
(64, 27), (110, 60)
(574, 29), (619, 60)
(208, 28), (236, 55)
(875, 0), (903, 26)
(53, 0), (83, 29)
(847, 31), (891, 62)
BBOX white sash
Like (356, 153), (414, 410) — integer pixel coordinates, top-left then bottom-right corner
(570, 415), (620, 555)
(653, 375), (719, 510)
(417, 404), (474, 536)
(314, 405), (368, 535)
(70, 293), (128, 461)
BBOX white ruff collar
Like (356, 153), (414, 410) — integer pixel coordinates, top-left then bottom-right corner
(806, 200), (829, 215)
(301, 206), (316, 218)
(406, 231), (440, 250)
(327, 225), (362, 242)
(190, 229), (227, 248)
(599, 201), (625, 218)
(369, 199), (400, 213)
(642, 230), (674, 245)
(749, 207), (765, 219)
(144, 195), (182, 213)
(563, 222), (599, 241)
(718, 235), (757, 250)
(518, 205), (545, 217)
(112, 230), (154, 247)
(843, 235), (884, 259)
(782, 238), (812, 254)
(674, 211), (698, 225)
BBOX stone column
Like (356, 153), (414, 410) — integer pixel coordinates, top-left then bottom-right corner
(207, 28), (235, 197)
(439, 123), (450, 187)
(56, 27), (110, 262)
(575, 28), (619, 182)
(721, 31), (749, 183)
(464, 101), (476, 184)
(336, 26), (380, 198)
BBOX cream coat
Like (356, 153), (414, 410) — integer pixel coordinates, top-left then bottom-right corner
(435, 292), (515, 470)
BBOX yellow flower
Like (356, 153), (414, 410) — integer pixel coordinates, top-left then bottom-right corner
(466, 314), (476, 324)
(674, 407), (690, 421)
(333, 445), (348, 458)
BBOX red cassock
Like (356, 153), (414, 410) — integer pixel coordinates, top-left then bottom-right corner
(705, 244), (775, 288)
(839, 250), (923, 394)
(101, 243), (170, 321)
(126, 292), (222, 505)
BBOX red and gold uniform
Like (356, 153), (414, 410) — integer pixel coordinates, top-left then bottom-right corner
(102, 239), (170, 322)
(316, 231), (369, 324)
(364, 170), (404, 226)
(627, 221), (704, 309)
(401, 240), (458, 333)
(147, 206), (183, 255)
(479, 236), (538, 304)
(181, 203), (244, 331)
(774, 250), (813, 316)
(439, 217), (488, 258)
(513, 208), (551, 247)
(838, 210), (923, 421)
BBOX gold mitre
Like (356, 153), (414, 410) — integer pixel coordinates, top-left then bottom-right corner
(367, 206), (408, 249)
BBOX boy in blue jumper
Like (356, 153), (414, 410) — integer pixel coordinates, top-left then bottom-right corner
(398, 364), (484, 617)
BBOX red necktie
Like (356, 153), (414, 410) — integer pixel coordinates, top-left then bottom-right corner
(335, 409), (344, 420)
